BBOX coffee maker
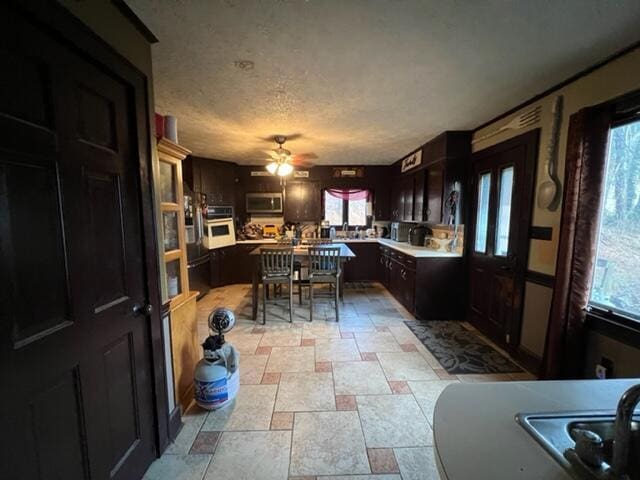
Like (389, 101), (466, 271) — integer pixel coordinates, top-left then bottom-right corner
(319, 220), (331, 239)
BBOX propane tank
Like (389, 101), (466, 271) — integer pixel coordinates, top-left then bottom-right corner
(194, 308), (239, 410)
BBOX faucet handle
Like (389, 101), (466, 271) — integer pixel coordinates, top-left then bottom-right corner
(570, 428), (605, 468)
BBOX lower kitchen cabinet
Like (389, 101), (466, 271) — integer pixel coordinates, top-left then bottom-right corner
(378, 246), (464, 320)
(343, 243), (379, 282)
(211, 243), (265, 287)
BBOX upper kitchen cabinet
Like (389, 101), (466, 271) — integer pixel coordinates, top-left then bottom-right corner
(284, 181), (321, 222)
(391, 131), (470, 224)
(183, 156), (237, 206)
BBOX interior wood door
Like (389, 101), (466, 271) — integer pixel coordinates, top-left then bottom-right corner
(467, 131), (538, 349)
(0, 6), (156, 479)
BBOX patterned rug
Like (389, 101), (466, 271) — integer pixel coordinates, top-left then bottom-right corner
(404, 320), (522, 374)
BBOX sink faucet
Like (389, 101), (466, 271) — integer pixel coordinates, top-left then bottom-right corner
(610, 383), (640, 477)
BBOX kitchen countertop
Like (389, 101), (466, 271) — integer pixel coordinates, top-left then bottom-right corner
(433, 379), (639, 480)
(235, 237), (462, 257)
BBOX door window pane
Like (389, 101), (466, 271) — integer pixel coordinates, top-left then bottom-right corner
(495, 166), (514, 256)
(590, 120), (640, 319)
(474, 173), (491, 253)
(324, 191), (343, 226)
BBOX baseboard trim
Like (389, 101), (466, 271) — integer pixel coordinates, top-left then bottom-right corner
(168, 406), (182, 444)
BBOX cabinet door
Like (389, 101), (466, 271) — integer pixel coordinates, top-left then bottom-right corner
(413, 170), (426, 222)
(401, 267), (416, 312)
(219, 246), (237, 285)
(426, 162), (444, 223)
(210, 249), (222, 287)
(374, 188), (390, 220)
(390, 180), (403, 221)
(285, 181), (320, 221)
(403, 175), (414, 221)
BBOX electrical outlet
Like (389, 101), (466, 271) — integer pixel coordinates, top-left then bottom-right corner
(596, 357), (614, 379)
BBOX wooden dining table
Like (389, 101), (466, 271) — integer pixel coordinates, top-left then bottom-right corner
(249, 243), (356, 321)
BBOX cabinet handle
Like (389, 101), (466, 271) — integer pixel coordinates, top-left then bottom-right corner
(401, 269), (406, 280)
(380, 256), (384, 265)
(389, 261), (393, 271)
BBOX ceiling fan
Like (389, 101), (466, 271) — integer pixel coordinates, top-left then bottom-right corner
(264, 135), (317, 176)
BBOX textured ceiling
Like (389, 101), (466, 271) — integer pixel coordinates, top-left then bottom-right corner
(129, 0), (640, 165)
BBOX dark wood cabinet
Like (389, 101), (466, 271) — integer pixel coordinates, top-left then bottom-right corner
(184, 156), (237, 206)
(377, 247), (390, 286)
(210, 245), (236, 287)
(284, 181), (321, 222)
(373, 188), (390, 220)
(425, 161), (444, 223)
(343, 243), (379, 282)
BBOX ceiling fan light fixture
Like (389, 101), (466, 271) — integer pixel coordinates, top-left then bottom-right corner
(266, 162), (279, 174)
(277, 162), (293, 176)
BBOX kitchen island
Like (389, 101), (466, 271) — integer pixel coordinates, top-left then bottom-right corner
(433, 379), (639, 480)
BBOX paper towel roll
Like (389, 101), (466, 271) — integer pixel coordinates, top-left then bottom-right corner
(165, 115), (178, 143)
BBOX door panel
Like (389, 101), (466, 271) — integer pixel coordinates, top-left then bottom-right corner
(467, 131), (538, 349)
(0, 6), (155, 480)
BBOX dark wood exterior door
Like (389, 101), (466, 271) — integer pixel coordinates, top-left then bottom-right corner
(0, 5), (156, 479)
(467, 131), (538, 349)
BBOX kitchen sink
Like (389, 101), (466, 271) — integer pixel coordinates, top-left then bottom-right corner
(516, 411), (640, 479)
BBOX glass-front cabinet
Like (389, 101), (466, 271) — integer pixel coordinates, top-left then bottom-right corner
(158, 137), (191, 306)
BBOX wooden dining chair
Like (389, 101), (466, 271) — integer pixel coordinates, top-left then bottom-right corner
(307, 246), (341, 322)
(260, 247), (295, 324)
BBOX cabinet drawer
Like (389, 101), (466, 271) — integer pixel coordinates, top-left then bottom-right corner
(405, 256), (416, 270)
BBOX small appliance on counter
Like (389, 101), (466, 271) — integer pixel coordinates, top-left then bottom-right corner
(262, 224), (278, 238)
(390, 222), (413, 242)
(408, 225), (431, 246)
(320, 220), (331, 239)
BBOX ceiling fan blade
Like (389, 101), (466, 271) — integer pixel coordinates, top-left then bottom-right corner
(294, 152), (318, 160)
(292, 158), (314, 168)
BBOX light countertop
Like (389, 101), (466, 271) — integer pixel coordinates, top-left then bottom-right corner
(235, 237), (462, 258)
(433, 379), (639, 480)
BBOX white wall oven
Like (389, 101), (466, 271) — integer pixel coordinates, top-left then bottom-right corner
(203, 217), (236, 250)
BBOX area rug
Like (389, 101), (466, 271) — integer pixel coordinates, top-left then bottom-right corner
(404, 320), (522, 374)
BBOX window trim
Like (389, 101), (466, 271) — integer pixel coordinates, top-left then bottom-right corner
(322, 189), (371, 228)
(586, 111), (640, 328)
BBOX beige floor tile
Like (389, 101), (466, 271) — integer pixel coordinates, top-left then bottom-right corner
(357, 395), (432, 448)
(393, 447), (439, 480)
(239, 354), (268, 384)
(387, 325), (420, 345)
(315, 338), (361, 362)
(290, 411), (370, 476)
(408, 380), (459, 422)
(333, 361), (392, 395)
(143, 454), (211, 480)
(368, 314), (407, 327)
(259, 328), (303, 347)
(265, 346), (315, 373)
(271, 411), (294, 430)
(224, 332), (262, 355)
(302, 322), (341, 339)
(377, 352), (438, 381)
(206, 430), (291, 480)
(163, 405), (209, 454)
(339, 316), (376, 333)
(275, 372), (336, 412)
(354, 332), (403, 353)
(202, 384), (277, 431)
(367, 448), (400, 474)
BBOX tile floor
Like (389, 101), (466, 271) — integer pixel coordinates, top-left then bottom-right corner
(144, 282), (535, 480)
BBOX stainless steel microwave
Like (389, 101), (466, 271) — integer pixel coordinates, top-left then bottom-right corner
(246, 192), (283, 213)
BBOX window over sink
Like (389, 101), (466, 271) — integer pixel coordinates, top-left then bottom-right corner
(589, 118), (640, 321)
(323, 188), (370, 227)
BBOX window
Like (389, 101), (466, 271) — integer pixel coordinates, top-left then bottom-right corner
(590, 119), (640, 320)
(323, 189), (369, 227)
(495, 166), (514, 256)
(474, 172), (491, 253)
